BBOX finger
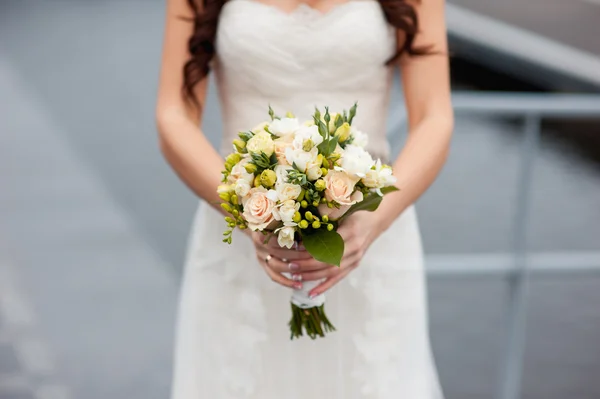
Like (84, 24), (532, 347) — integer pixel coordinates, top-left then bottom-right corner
(296, 267), (336, 282)
(290, 258), (333, 273)
(268, 247), (313, 261)
(309, 268), (351, 297)
(260, 260), (302, 289)
(259, 253), (295, 274)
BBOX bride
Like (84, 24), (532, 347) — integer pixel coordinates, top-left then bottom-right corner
(156, 0), (453, 397)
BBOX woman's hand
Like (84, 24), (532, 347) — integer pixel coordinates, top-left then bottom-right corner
(251, 232), (326, 290)
(295, 212), (383, 298)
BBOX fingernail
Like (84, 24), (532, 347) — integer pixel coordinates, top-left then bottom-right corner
(309, 293), (317, 299)
(294, 283), (303, 290)
(292, 274), (302, 282)
(288, 263), (300, 272)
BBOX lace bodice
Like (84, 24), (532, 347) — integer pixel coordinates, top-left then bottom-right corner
(214, 0), (396, 161)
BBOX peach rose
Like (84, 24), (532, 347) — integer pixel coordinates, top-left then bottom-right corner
(323, 170), (359, 205)
(242, 187), (278, 231)
(318, 191), (363, 221)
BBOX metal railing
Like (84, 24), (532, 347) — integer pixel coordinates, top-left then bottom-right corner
(391, 92), (600, 399)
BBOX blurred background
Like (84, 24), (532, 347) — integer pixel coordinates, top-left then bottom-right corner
(1, 1), (599, 399)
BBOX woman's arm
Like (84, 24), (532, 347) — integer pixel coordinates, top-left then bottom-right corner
(156, 0), (224, 208)
(375, 0), (454, 232)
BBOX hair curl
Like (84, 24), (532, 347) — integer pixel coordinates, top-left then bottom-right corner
(182, 0), (429, 107)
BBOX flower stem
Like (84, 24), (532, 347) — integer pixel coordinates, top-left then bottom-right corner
(288, 303), (336, 340)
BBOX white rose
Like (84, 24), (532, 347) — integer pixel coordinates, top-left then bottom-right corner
(292, 125), (323, 150)
(338, 144), (374, 178)
(247, 131), (275, 157)
(285, 147), (318, 173)
(351, 128), (369, 148)
(362, 160), (397, 195)
(323, 170), (361, 206)
(276, 183), (302, 202)
(274, 199), (300, 225)
(277, 226), (296, 249)
(242, 187), (278, 231)
(234, 179), (251, 200)
(273, 135), (294, 165)
(269, 118), (300, 137)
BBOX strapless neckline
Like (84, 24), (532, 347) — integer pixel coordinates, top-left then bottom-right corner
(226, 0), (378, 21)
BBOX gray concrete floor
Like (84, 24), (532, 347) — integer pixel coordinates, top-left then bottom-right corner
(1, 1), (600, 399)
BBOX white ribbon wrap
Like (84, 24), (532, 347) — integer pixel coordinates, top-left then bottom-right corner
(290, 279), (325, 308)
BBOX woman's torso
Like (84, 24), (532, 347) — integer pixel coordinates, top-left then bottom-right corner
(214, 0), (397, 161)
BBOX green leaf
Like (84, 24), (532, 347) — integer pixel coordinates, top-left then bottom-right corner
(338, 186), (399, 222)
(301, 229), (344, 267)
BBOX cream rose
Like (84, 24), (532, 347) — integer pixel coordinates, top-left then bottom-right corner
(247, 131), (275, 157)
(274, 199), (300, 225)
(276, 182), (302, 202)
(323, 170), (361, 206)
(234, 179), (251, 201)
(277, 226), (296, 249)
(362, 159), (397, 194)
(228, 157), (254, 184)
(242, 187), (278, 231)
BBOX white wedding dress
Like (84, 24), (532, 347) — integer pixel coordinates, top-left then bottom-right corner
(170, 1), (444, 398)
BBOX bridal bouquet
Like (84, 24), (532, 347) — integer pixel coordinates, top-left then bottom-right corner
(218, 104), (398, 339)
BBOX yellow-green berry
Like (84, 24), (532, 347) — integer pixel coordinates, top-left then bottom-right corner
(321, 197), (327, 203)
(327, 202), (333, 209)
(239, 224), (247, 230)
(292, 211), (302, 223)
(221, 203), (233, 213)
(305, 211), (313, 222)
(225, 217), (234, 223)
(321, 167), (328, 176)
(327, 224), (334, 231)
(231, 194), (239, 205)
(322, 215), (329, 223)
(253, 175), (261, 188)
(299, 220), (309, 229)
(301, 200), (308, 209)
(322, 158), (330, 169)
(232, 209), (239, 217)
(312, 220), (321, 229)
(312, 201), (319, 207)
(228, 222), (236, 228)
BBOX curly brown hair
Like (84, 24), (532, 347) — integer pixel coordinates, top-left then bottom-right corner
(182, 0), (429, 107)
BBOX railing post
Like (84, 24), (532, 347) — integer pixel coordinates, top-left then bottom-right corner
(498, 114), (541, 399)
